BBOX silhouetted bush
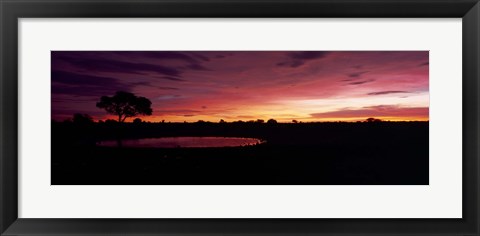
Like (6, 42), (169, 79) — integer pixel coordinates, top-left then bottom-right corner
(267, 119), (278, 124)
(72, 113), (93, 125)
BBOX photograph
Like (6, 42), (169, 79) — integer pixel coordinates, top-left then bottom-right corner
(51, 51), (429, 185)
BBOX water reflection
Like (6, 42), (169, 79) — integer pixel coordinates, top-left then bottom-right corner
(97, 137), (265, 148)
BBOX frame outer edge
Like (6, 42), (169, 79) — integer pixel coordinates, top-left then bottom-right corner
(1, 0), (480, 236)
(0, 0), (4, 233)
(0, 0), (19, 235)
(477, 3), (480, 234)
(463, 1), (480, 235)
(475, 4), (480, 235)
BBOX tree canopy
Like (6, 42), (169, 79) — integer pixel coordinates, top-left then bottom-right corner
(267, 119), (278, 124)
(72, 113), (94, 125)
(96, 91), (153, 123)
(366, 117), (382, 123)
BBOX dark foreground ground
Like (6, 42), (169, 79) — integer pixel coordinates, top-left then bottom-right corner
(52, 121), (428, 185)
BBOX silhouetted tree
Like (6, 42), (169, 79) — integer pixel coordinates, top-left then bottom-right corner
(96, 91), (152, 123)
(256, 119), (265, 124)
(219, 119), (226, 123)
(267, 119), (278, 124)
(72, 113), (93, 125)
(366, 117), (382, 123)
(133, 118), (142, 124)
(292, 119), (298, 123)
(105, 119), (118, 124)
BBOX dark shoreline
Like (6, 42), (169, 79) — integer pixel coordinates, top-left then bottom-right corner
(52, 121), (429, 185)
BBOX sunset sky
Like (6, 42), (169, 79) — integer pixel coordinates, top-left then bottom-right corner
(51, 51), (429, 122)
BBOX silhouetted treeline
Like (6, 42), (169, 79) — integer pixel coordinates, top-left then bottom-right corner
(52, 119), (428, 147)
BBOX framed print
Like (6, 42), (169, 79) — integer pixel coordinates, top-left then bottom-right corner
(1, 0), (479, 235)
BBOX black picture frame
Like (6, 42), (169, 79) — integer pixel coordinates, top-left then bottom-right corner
(1, 0), (479, 235)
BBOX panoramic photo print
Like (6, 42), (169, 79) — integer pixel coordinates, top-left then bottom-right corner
(51, 51), (429, 185)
